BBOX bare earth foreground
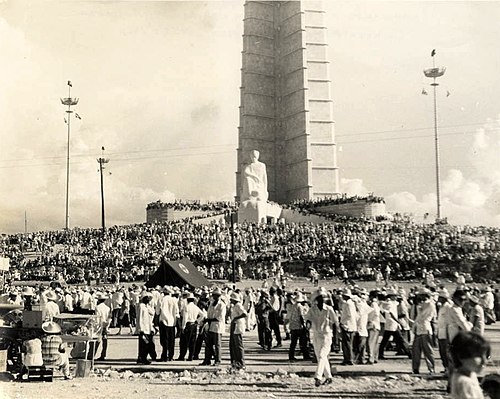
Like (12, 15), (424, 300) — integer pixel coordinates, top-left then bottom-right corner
(2, 279), (499, 398)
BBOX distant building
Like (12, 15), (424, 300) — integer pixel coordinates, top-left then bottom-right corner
(236, 0), (339, 204)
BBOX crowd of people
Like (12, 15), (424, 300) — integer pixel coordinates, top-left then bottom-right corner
(2, 279), (500, 397)
(1, 216), (500, 286)
(146, 200), (237, 213)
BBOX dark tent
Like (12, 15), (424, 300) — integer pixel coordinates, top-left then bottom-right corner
(145, 258), (209, 289)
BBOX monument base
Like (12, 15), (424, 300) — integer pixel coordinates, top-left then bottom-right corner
(238, 200), (282, 224)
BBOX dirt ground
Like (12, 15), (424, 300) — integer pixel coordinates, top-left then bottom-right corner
(1, 369), (447, 399)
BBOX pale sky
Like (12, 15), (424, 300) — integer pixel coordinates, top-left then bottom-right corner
(1, 0), (499, 234)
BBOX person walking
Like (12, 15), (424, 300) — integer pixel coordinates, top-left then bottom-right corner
(229, 292), (247, 370)
(305, 288), (339, 387)
(255, 291), (273, 351)
(378, 289), (412, 360)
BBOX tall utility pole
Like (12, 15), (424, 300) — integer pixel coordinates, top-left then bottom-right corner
(24, 211), (27, 234)
(97, 147), (109, 232)
(60, 81), (79, 230)
(424, 50), (446, 221)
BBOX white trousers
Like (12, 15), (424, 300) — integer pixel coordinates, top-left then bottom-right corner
(312, 332), (333, 379)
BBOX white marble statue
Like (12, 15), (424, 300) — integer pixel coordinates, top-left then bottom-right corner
(241, 150), (268, 203)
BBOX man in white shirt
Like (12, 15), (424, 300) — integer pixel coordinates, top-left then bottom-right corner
(436, 288), (452, 372)
(93, 292), (111, 361)
(305, 288), (339, 387)
(411, 289), (436, 374)
(177, 292), (204, 361)
(378, 289), (411, 360)
(339, 288), (357, 366)
(268, 287), (282, 348)
(229, 292), (247, 370)
(366, 290), (381, 365)
(137, 291), (156, 365)
(200, 287), (226, 366)
(353, 290), (371, 364)
(156, 286), (179, 361)
(42, 290), (60, 322)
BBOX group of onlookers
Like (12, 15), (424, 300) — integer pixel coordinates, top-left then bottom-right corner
(2, 215), (499, 289)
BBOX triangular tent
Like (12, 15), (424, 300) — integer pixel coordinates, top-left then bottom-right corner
(145, 258), (209, 289)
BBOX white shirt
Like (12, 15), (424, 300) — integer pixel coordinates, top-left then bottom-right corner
(340, 299), (358, 332)
(306, 304), (337, 335)
(230, 302), (247, 335)
(355, 300), (372, 337)
(207, 300), (226, 334)
(181, 302), (204, 329)
(157, 294), (179, 327)
(137, 302), (154, 334)
(414, 300), (436, 335)
(96, 302), (111, 329)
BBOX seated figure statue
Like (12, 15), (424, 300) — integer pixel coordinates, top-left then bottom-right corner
(239, 150), (269, 223)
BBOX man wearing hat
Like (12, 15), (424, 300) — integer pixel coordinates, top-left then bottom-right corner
(411, 289), (436, 374)
(436, 288), (452, 373)
(93, 292), (111, 361)
(42, 290), (61, 322)
(287, 292), (311, 361)
(156, 286), (179, 362)
(200, 287), (226, 366)
(468, 292), (485, 336)
(378, 289), (411, 360)
(339, 288), (357, 366)
(305, 288), (339, 387)
(229, 292), (247, 370)
(40, 321), (72, 380)
(177, 292), (204, 361)
(137, 291), (157, 365)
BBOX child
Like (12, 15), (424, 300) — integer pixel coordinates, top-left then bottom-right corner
(450, 330), (491, 399)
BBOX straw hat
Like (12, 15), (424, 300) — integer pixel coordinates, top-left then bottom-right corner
(230, 292), (241, 302)
(186, 292), (195, 300)
(45, 291), (59, 301)
(22, 287), (35, 296)
(211, 287), (222, 296)
(295, 293), (306, 303)
(42, 321), (62, 334)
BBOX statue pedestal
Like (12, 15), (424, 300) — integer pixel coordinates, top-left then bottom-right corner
(238, 200), (282, 224)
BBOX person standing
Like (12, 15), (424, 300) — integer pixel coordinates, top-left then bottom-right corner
(94, 292), (111, 361)
(288, 292), (310, 361)
(200, 287), (226, 366)
(255, 291), (273, 351)
(268, 287), (282, 348)
(468, 293), (485, 336)
(229, 292), (247, 370)
(339, 288), (357, 365)
(157, 286), (179, 361)
(436, 288), (452, 373)
(177, 292), (204, 361)
(366, 291), (381, 365)
(305, 288), (339, 387)
(445, 289), (473, 393)
(353, 290), (371, 364)
(411, 289), (436, 374)
(137, 291), (156, 365)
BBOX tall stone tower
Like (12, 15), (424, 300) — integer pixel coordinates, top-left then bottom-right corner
(236, 0), (339, 204)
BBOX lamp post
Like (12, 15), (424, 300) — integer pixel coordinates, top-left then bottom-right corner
(60, 81), (79, 230)
(97, 147), (110, 233)
(423, 50), (446, 221)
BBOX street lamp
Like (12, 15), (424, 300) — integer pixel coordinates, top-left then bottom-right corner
(60, 81), (79, 230)
(423, 50), (446, 221)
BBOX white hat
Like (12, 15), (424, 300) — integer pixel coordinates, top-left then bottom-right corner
(230, 292), (241, 302)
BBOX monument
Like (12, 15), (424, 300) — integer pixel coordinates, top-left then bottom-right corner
(236, 0), (340, 205)
(238, 149), (277, 223)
